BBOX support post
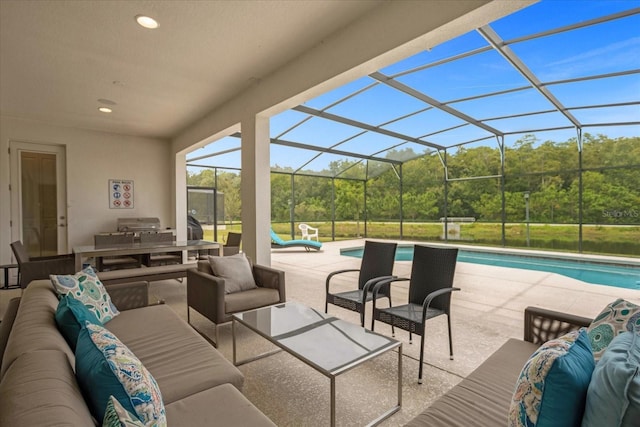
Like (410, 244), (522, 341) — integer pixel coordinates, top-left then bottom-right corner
(524, 191), (530, 247)
(241, 115), (271, 265)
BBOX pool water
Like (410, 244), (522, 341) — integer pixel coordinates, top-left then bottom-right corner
(341, 246), (640, 290)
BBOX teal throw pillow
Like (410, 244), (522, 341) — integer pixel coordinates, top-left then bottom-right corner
(508, 329), (595, 427)
(75, 323), (166, 426)
(582, 331), (640, 427)
(51, 266), (120, 323)
(55, 294), (102, 350)
(587, 298), (640, 361)
(103, 395), (145, 427)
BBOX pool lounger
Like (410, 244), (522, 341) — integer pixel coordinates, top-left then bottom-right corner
(270, 229), (322, 252)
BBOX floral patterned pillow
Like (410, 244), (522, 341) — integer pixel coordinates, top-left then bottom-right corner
(76, 323), (166, 426)
(50, 266), (119, 323)
(587, 298), (640, 361)
(508, 329), (595, 427)
(103, 396), (145, 427)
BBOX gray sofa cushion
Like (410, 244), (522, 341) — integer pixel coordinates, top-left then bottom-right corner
(0, 297), (20, 364)
(0, 278), (272, 427)
(225, 287), (281, 314)
(106, 304), (245, 404)
(166, 383), (276, 426)
(405, 338), (538, 427)
(0, 350), (95, 426)
(1, 281), (75, 378)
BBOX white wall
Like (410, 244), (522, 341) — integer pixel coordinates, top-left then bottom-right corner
(0, 116), (172, 267)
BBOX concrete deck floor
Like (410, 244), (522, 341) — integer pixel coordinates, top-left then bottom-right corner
(2, 239), (638, 426)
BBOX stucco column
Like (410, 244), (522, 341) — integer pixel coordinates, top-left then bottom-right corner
(241, 115), (271, 265)
(174, 152), (187, 241)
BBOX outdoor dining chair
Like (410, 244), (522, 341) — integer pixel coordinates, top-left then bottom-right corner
(10, 240), (75, 289)
(371, 244), (459, 384)
(94, 233), (141, 271)
(205, 231), (242, 257)
(222, 232), (242, 256)
(325, 240), (397, 327)
(140, 231), (182, 266)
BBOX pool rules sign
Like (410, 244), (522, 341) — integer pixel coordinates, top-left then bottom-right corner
(109, 179), (134, 209)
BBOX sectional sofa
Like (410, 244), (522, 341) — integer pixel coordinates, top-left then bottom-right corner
(0, 279), (275, 426)
(406, 303), (639, 427)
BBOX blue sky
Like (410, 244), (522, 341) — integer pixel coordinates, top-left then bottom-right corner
(188, 0), (640, 175)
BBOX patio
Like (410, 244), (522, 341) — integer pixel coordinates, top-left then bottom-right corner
(3, 238), (637, 425)
(1, 239), (637, 425)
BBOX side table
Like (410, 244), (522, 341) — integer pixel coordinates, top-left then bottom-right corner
(0, 263), (19, 289)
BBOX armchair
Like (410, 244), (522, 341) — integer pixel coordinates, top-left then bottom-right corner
(186, 258), (285, 346)
(10, 240), (75, 289)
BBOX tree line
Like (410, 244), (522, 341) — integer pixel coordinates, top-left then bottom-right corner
(187, 134), (639, 225)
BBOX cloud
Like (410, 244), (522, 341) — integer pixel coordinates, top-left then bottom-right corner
(539, 36), (640, 81)
(548, 37), (640, 67)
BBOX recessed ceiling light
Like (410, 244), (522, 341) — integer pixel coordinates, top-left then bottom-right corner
(136, 15), (159, 29)
(98, 107), (113, 113)
(97, 98), (117, 106)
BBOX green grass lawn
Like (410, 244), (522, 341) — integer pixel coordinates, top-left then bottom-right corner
(206, 221), (639, 257)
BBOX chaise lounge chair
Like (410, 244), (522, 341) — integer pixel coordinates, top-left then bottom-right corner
(270, 228), (322, 252)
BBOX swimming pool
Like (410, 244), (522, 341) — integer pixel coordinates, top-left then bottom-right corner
(341, 245), (640, 290)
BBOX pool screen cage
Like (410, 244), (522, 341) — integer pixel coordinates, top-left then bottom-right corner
(187, 3), (640, 258)
(186, 186), (225, 242)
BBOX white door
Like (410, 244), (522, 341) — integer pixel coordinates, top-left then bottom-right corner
(10, 141), (68, 256)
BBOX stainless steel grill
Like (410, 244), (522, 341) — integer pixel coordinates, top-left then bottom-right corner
(117, 217), (161, 233)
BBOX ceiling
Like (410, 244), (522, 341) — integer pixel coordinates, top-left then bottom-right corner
(187, 2), (640, 177)
(0, 0), (382, 139)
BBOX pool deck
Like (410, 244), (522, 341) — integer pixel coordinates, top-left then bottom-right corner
(261, 239), (640, 425)
(1, 239), (638, 426)
(342, 240), (640, 267)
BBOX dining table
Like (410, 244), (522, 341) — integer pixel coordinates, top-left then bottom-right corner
(72, 239), (221, 271)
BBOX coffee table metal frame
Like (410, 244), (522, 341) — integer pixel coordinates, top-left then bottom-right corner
(232, 302), (402, 426)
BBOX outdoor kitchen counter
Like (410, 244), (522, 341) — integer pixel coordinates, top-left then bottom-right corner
(72, 240), (221, 270)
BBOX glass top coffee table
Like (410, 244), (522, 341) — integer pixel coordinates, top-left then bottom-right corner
(232, 302), (402, 426)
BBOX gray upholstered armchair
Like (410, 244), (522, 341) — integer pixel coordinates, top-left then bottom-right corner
(186, 258), (285, 346)
(10, 240), (75, 289)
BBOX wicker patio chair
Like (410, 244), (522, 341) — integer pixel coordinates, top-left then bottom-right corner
(204, 231), (242, 257)
(10, 240), (75, 289)
(94, 233), (141, 271)
(325, 240), (397, 327)
(223, 232), (242, 256)
(140, 231), (182, 266)
(371, 244), (459, 384)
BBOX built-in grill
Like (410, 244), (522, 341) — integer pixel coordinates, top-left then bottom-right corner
(117, 217), (161, 233)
